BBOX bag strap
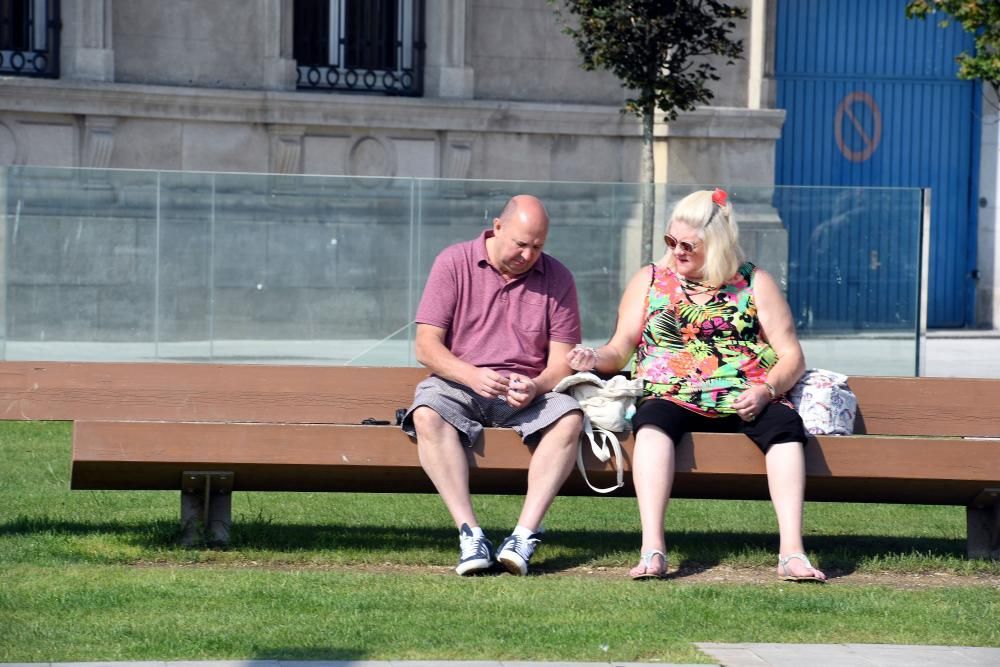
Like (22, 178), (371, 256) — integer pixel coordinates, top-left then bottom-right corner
(576, 416), (624, 494)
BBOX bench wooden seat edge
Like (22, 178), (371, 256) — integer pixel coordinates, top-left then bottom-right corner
(71, 420), (1000, 557)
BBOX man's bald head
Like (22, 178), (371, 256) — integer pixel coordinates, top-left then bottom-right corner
(498, 195), (550, 231)
(489, 195), (550, 279)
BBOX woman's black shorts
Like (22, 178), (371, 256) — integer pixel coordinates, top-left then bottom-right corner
(631, 397), (807, 453)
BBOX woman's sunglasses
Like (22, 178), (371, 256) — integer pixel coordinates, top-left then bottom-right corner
(664, 234), (702, 253)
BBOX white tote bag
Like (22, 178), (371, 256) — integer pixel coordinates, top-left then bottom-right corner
(553, 372), (644, 493)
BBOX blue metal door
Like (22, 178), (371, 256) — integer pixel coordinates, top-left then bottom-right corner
(774, 0), (979, 328)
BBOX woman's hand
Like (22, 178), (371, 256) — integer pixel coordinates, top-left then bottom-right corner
(732, 384), (771, 422)
(567, 345), (599, 372)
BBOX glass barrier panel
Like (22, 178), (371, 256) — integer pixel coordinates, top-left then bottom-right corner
(775, 186), (922, 376)
(0, 166), (925, 375)
(3, 167), (159, 361)
(209, 172), (416, 365)
(157, 170), (214, 361)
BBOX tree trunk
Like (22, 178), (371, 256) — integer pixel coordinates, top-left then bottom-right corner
(640, 100), (656, 264)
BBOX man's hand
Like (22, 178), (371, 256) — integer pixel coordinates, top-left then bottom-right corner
(505, 373), (538, 409)
(468, 367), (511, 399)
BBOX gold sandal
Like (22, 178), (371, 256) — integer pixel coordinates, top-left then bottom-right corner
(629, 549), (668, 580)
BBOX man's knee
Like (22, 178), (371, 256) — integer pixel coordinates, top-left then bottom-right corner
(540, 409), (584, 444)
(562, 408), (584, 433)
(411, 406), (449, 437)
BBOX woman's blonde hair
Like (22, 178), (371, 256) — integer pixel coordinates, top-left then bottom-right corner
(665, 189), (744, 286)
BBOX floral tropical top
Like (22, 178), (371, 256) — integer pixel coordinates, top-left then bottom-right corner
(633, 261), (778, 417)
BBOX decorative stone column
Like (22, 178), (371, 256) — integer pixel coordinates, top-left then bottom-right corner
(0, 121), (18, 166)
(437, 133), (474, 197)
(82, 116), (118, 168)
(443, 133), (475, 179)
(747, 0), (767, 110)
(424, 0), (475, 98)
(262, 0), (298, 91)
(61, 0), (115, 81)
(268, 125), (305, 174)
(976, 86), (1000, 328)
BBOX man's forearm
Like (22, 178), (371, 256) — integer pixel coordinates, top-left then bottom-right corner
(415, 338), (476, 387)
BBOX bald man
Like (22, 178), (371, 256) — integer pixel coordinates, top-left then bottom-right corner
(401, 195), (583, 576)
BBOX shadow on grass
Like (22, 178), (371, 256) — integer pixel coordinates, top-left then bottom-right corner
(1, 515), (966, 574)
(544, 531), (965, 575)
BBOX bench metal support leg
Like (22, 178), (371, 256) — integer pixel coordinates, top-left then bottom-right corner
(180, 491), (203, 547)
(967, 488), (1000, 560)
(180, 471), (234, 548)
(207, 488), (233, 547)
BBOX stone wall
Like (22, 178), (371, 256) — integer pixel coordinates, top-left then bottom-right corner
(0, 0), (778, 185)
(0, 0), (810, 350)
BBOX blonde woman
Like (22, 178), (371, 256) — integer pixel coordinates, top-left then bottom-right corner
(568, 188), (825, 583)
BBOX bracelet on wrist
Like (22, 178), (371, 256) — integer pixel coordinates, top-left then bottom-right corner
(763, 381), (777, 400)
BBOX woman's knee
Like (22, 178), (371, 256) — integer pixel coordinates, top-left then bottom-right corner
(764, 439), (805, 457)
(635, 424), (676, 448)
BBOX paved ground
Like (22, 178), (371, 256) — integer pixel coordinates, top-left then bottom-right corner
(800, 329), (1000, 377)
(696, 643), (1000, 665)
(6, 647), (1000, 667)
(924, 329), (1000, 377)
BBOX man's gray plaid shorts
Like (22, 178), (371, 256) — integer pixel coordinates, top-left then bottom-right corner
(401, 376), (582, 447)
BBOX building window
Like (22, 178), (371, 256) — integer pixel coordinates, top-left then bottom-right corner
(294, 0), (424, 96)
(0, 0), (58, 78)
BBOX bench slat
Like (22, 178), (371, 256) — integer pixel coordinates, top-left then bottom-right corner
(0, 362), (425, 424)
(71, 421), (1000, 505)
(3, 362), (999, 438)
(849, 376), (1000, 437)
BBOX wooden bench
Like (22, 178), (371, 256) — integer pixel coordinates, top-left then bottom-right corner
(1, 361), (998, 558)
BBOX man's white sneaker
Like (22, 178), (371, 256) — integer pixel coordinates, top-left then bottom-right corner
(455, 523), (494, 575)
(496, 531), (542, 576)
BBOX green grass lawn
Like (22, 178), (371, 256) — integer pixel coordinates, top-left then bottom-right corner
(1, 421), (998, 662)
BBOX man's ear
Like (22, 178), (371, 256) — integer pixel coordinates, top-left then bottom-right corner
(492, 217), (503, 233)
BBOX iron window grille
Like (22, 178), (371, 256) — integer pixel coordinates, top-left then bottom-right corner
(294, 0), (424, 96)
(0, 0), (58, 78)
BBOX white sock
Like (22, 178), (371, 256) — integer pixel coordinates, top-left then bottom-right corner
(467, 525), (485, 538)
(513, 524), (535, 538)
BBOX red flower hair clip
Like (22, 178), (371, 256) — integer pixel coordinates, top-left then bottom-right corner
(711, 187), (728, 208)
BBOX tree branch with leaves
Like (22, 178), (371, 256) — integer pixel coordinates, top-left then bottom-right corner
(549, 0), (746, 262)
(906, 0), (1000, 103)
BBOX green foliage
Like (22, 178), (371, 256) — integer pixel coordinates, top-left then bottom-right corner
(3, 565), (999, 662)
(2, 422), (999, 661)
(549, 0), (747, 120)
(906, 0), (1000, 98)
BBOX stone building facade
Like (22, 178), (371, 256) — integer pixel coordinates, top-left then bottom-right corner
(2, 0), (996, 332)
(0, 0), (781, 186)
